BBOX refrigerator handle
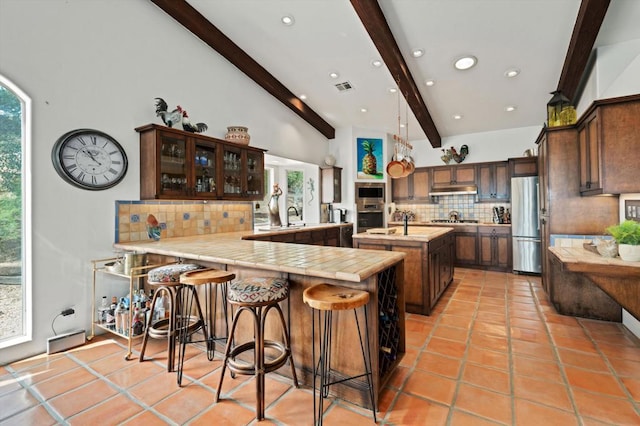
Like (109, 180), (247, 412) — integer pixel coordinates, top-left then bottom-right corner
(536, 182), (540, 231)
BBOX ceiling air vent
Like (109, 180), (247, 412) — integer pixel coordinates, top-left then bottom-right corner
(335, 81), (354, 92)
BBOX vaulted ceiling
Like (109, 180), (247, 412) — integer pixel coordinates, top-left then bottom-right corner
(150, 0), (640, 148)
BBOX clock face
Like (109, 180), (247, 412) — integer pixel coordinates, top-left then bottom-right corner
(52, 129), (128, 190)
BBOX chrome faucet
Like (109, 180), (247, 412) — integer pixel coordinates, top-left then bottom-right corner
(287, 206), (299, 227)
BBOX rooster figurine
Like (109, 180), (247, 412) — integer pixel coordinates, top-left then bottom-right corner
(154, 98), (182, 128)
(181, 109), (208, 133)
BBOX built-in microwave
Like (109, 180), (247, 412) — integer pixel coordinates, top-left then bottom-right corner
(355, 182), (385, 205)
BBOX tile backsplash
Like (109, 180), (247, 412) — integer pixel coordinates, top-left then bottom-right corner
(115, 200), (253, 243)
(394, 194), (509, 223)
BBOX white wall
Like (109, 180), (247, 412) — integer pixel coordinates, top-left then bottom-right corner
(0, 0), (329, 364)
(577, 39), (640, 113)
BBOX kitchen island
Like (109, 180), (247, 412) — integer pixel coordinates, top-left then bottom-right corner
(113, 231), (404, 409)
(353, 226), (454, 315)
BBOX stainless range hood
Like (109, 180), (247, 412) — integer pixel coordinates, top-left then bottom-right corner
(429, 185), (478, 196)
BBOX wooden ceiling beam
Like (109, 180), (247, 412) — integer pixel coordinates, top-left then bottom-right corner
(149, 0), (335, 139)
(350, 0), (441, 148)
(557, 0), (611, 102)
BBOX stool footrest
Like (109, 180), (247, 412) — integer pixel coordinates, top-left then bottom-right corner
(227, 340), (289, 375)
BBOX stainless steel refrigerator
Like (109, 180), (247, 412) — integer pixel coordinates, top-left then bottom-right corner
(511, 176), (542, 274)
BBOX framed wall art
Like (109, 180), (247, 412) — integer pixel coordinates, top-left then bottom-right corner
(356, 137), (383, 180)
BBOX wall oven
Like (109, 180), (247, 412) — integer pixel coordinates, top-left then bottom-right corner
(355, 182), (385, 232)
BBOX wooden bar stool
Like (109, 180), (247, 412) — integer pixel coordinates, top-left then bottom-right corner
(179, 268), (235, 363)
(303, 283), (376, 425)
(215, 277), (299, 421)
(139, 263), (203, 374)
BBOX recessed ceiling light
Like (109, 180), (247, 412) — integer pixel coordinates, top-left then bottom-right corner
(389, 87), (397, 93)
(425, 80), (435, 87)
(299, 94), (307, 100)
(400, 123), (406, 128)
(360, 107), (368, 113)
(453, 114), (463, 120)
(454, 55), (477, 70)
(412, 49), (424, 58)
(281, 15), (294, 25)
(371, 59), (383, 68)
(504, 68), (520, 78)
(329, 71), (340, 79)
(505, 105), (517, 112)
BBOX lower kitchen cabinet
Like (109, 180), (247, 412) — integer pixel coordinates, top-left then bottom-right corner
(478, 226), (512, 271)
(452, 225), (479, 267)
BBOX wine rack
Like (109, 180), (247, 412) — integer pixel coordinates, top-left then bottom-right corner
(377, 265), (400, 378)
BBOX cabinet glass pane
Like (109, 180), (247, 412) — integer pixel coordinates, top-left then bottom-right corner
(223, 147), (242, 194)
(195, 143), (217, 194)
(159, 134), (187, 193)
(247, 151), (263, 196)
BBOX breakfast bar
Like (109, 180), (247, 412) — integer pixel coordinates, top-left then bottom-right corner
(548, 246), (640, 321)
(113, 232), (405, 409)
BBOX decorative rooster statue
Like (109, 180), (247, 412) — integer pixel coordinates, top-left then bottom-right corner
(154, 98), (182, 128)
(181, 109), (208, 133)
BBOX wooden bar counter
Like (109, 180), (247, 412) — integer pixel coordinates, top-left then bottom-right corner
(114, 232), (405, 409)
(548, 247), (640, 321)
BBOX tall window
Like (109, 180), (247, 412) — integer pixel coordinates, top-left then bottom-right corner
(0, 76), (32, 348)
(286, 170), (303, 223)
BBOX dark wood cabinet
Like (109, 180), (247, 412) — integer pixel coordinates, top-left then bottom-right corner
(478, 226), (511, 271)
(391, 167), (433, 202)
(536, 125), (618, 303)
(432, 164), (476, 187)
(321, 166), (342, 203)
(577, 95), (640, 195)
(136, 124), (265, 200)
(509, 156), (538, 177)
(476, 161), (509, 202)
(578, 110), (601, 194)
(452, 225), (479, 267)
(429, 233), (454, 309)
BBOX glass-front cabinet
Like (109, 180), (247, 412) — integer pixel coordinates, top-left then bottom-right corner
(246, 150), (263, 197)
(157, 131), (189, 197)
(137, 124), (265, 200)
(194, 142), (217, 196)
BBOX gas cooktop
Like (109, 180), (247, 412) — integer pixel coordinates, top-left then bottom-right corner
(431, 219), (479, 223)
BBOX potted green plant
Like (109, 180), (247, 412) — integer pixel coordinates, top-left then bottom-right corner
(605, 220), (640, 261)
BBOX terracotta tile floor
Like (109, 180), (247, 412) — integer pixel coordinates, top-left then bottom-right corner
(2, 268), (640, 425)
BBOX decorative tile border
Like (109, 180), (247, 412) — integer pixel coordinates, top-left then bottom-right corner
(114, 200), (253, 243)
(550, 233), (613, 248)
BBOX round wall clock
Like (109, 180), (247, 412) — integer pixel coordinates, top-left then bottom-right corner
(51, 129), (128, 190)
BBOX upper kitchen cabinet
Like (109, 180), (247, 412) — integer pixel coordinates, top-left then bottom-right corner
(431, 164), (476, 189)
(509, 157), (538, 177)
(476, 161), (509, 202)
(321, 166), (342, 203)
(136, 124), (265, 200)
(391, 167), (434, 203)
(577, 94), (640, 196)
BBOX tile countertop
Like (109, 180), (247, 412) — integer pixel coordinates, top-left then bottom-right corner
(388, 221), (512, 227)
(352, 226), (454, 242)
(113, 224), (404, 283)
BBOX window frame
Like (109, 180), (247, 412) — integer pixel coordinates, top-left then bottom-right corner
(0, 75), (32, 348)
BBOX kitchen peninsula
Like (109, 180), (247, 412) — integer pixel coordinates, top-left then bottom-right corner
(113, 227), (404, 409)
(352, 226), (454, 315)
